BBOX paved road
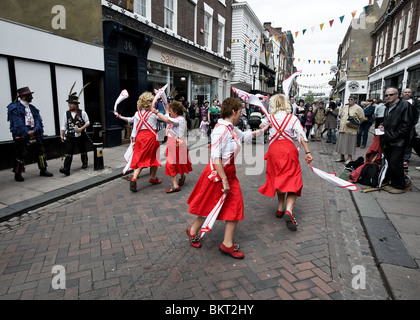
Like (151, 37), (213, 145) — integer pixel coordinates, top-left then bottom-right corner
(0, 134), (390, 302)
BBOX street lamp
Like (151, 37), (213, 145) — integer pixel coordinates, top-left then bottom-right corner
(251, 62), (259, 92)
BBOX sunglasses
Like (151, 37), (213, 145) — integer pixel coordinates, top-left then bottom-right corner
(385, 93), (397, 97)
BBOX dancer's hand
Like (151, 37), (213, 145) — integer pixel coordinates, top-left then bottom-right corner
(222, 178), (230, 194)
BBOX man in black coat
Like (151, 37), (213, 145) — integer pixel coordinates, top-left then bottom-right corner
(379, 87), (417, 194)
(402, 88), (419, 167)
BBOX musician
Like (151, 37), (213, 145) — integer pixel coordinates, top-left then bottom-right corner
(59, 89), (90, 176)
(7, 87), (53, 182)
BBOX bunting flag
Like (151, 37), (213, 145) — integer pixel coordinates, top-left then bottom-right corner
(320, 23), (324, 31)
(339, 15), (345, 23)
(377, 0), (383, 8)
(351, 10), (357, 18)
(329, 20), (334, 27)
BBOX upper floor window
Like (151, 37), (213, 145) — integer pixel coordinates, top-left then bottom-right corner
(417, 15), (420, 42)
(217, 15), (225, 55)
(134, 0), (146, 17)
(404, 4), (413, 49)
(203, 3), (213, 50)
(165, 0), (176, 31)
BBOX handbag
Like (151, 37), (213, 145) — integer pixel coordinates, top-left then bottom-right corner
(345, 105), (360, 129)
(346, 116), (360, 129)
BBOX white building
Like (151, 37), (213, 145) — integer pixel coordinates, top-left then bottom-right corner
(231, 1), (264, 92)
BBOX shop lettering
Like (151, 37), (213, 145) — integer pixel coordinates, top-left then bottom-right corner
(161, 52), (179, 66)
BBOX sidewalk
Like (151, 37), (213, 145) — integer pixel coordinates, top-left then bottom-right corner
(0, 130), (419, 300)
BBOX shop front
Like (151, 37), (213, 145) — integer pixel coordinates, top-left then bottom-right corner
(147, 42), (225, 106)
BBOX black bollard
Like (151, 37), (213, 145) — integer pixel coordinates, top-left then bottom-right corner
(93, 122), (104, 170)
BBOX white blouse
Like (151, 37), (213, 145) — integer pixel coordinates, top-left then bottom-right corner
(210, 119), (253, 160)
(166, 114), (187, 138)
(131, 110), (159, 138)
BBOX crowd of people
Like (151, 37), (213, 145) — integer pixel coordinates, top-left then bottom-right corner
(292, 90), (419, 194)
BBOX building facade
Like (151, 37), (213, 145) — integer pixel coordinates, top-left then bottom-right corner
(369, 0), (420, 99)
(0, 0), (104, 169)
(335, 2), (388, 103)
(231, 1), (264, 93)
(104, 0), (233, 146)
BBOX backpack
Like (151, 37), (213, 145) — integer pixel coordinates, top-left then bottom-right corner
(357, 163), (379, 187)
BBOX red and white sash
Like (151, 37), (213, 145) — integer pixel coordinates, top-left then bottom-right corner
(136, 110), (157, 136)
(208, 124), (241, 182)
(268, 113), (302, 151)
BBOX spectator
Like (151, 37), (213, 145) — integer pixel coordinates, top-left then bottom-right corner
(313, 101), (326, 141)
(208, 99), (221, 132)
(188, 99), (201, 131)
(380, 87), (417, 194)
(324, 101), (339, 144)
(303, 104), (315, 140)
(373, 98), (385, 128)
(336, 95), (366, 164)
(402, 88), (420, 168)
(356, 98), (375, 148)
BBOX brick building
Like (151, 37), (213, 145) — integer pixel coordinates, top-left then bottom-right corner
(369, 0), (420, 99)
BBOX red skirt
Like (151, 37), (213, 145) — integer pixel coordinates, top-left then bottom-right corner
(130, 130), (161, 169)
(259, 139), (303, 197)
(187, 161), (243, 221)
(165, 136), (193, 176)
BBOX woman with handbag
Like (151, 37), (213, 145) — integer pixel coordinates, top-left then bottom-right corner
(335, 95), (366, 164)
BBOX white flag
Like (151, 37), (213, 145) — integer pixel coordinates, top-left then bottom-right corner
(282, 70), (302, 99)
(114, 89), (129, 111)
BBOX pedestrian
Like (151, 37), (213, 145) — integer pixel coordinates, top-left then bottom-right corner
(324, 101), (339, 144)
(186, 97), (270, 259)
(402, 88), (420, 168)
(188, 99), (201, 132)
(303, 104), (315, 140)
(208, 98), (221, 132)
(356, 98), (375, 149)
(289, 96), (298, 116)
(258, 94), (313, 232)
(335, 95), (366, 164)
(151, 101), (193, 193)
(7, 86), (54, 181)
(114, 92), (162, 192)
(373, 98), (385, 128)
(380, 87), (417, 194)
(59, 86), (90, 176)
(313, 101), (326, 141)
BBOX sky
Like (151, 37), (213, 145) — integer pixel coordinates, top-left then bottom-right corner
(243, 0), (376, 94)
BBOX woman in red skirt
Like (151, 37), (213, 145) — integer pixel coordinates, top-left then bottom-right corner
(186, 97), (270, 259)
(151, 101), (193, 193)
(259, 94), (313, 231)
(114, 92), (162, 192)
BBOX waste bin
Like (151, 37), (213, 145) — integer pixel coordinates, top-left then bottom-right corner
(93, 122), (104, 170)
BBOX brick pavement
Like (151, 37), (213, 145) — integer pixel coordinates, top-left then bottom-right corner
(0, 136), (390, 301)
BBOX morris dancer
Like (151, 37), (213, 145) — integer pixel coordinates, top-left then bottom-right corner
(258, 94), (313, 232)
(151, 101), (193, 193)
(114, 92), (162, 192)
(186, 98), (270, 259)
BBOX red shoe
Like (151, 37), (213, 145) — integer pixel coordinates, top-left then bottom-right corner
(284, 211), (297, 231)
(166, 186), (181, 193)
(129, 178), (137, 192)
(276, 210), (284, 218)
(178, 176), (186, 186)
(149, 177), (162, 184)
(219, 243), (244, 259)
(186, 228), (202, 248)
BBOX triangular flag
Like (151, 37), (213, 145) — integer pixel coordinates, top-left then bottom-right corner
(303, 29), (306, 35)
(329, 20), (334, 27)
(339, 15), (345, 23)
(351, 11), (357, 19)
(295, 31), (299, 38)
(377, 0), (383, 8)
(311, 26), (315, 33)
(320, 23), (324, 31)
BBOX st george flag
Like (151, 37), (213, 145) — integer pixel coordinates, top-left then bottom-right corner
(152, 84), (169, 108)
(200, 194), (227, 239)
(114, 89), (129, 111)
(282, 70), (302, 98)
(231, 87), (250, 102)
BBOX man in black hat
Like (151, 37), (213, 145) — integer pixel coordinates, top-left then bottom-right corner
(59, 93), (90, 176)
(7, 87), (54, 182)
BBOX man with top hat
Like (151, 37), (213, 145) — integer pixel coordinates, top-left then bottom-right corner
(59, 91), (90, 176)
(7, 86), (54, 182)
